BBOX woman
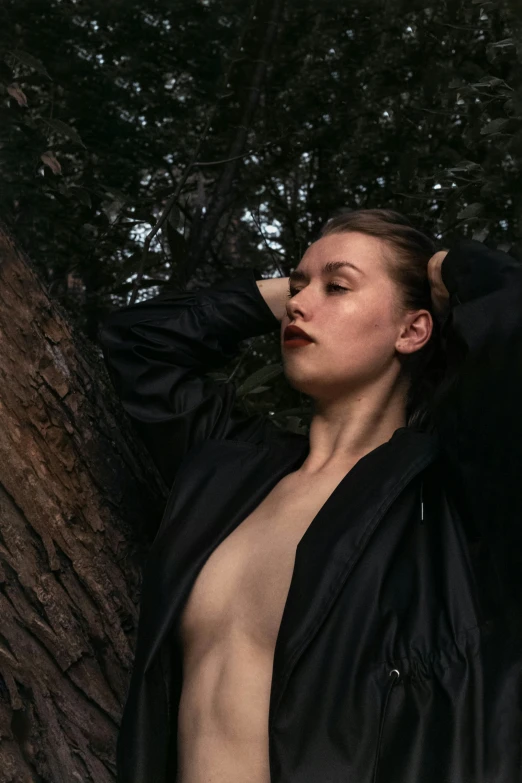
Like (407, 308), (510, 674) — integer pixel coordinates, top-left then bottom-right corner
(99, 208), (522, 783)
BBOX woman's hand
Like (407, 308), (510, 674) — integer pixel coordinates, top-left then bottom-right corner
(427, 250), (450, 321)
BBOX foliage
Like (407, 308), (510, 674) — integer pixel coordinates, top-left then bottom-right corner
(1, 0), (521, 434)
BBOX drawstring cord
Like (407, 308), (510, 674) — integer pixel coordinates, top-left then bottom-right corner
(420, 478), (424, 522)
(372, 668), (401, 783)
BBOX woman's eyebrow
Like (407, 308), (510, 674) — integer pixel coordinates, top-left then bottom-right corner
(289, 261), (365, 283)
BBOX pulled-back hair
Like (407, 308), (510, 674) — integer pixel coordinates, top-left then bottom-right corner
(317, 208), (446, 430)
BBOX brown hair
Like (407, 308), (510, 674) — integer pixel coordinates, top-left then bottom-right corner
(317, 208), (446, 430)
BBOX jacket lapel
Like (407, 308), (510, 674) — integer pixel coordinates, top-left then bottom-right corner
(138, 435), (308, 674)
(268, 427), (439, 724)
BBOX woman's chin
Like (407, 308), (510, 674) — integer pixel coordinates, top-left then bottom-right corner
(283, 370), (322, 397)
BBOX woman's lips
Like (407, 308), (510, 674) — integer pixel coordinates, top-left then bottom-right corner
(283, 337), (314, 348)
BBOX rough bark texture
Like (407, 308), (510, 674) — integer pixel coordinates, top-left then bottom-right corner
(0, 224), (167, 782)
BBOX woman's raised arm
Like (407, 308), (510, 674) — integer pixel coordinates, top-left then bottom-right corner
(97, 270), (287, 488)
(432, 238), (522, 609)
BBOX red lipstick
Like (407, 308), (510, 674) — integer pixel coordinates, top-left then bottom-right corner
(284, 324), (314, 348)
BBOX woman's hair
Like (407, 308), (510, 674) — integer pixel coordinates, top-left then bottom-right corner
(317, 208), (446, 430)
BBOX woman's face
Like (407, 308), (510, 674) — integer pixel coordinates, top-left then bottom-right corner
(281, 231), (430, 401)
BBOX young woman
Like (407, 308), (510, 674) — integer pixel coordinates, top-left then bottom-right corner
(99, 209), (522, 783)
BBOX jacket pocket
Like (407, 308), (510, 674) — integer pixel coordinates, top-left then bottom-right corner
(372, 667), (401, 783)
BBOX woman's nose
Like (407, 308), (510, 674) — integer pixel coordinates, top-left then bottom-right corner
(286, 298), (301, 321)
(286, 290), (308, 319)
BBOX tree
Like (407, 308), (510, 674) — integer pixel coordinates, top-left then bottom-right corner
(0, 223), (167, 780)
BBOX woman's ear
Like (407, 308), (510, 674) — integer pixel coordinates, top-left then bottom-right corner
(427, 251), (450, 319)
(395, 309), (433, 356)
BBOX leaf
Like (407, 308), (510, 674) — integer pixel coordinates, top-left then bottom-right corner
(236, 364), (283, 397)
(488, 38), (514, 49)
(480, 117), (509, 135)
(164, 221), (188, 264)
(447, 159), (481, 173)
(7, 82), (28, 107)
(100, 185), (128, 202)
(471, 76), (504, 89)
(472, 226), (490, 242)
(42, 118), (86, 147)
(457, 203), (483, 220)
(130, 206), (156, 224)
(7, 50), (51, 79)
(244, 385), (270, 395)
(110, 278), (174, 296)
(103, 199), (125, 223)
(72, 187), (92, 207)
(40, 151), (62, 175)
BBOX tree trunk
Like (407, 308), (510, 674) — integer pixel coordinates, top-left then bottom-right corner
(0, 224), (166, 782)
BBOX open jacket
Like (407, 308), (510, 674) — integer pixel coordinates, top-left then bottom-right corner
(98, 239), (522, 783)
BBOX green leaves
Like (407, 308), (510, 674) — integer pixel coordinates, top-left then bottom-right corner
(41, 118), (86, 148)
(470, 76), (506, 89)
(457, 203), (483, 220)
(236, 364), (283, 397)
(480, 117), (510, 135)
(2, 0), (521, 441)
(446, 159), (482, 174)
(6, 49), (51, 79)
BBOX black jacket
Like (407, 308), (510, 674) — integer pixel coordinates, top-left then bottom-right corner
(98, 239), (522, 783)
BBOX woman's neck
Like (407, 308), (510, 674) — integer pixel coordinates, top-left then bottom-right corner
(299, 380), (408, 475)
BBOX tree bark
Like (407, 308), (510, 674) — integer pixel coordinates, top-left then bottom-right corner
(0, 224), (166, 782)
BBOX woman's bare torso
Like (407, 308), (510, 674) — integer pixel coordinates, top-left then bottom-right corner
(176, 464), (351, 783)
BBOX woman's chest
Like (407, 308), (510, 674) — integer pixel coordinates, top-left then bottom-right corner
(178, 467), (353, 657)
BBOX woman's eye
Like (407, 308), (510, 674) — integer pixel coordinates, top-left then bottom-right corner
(287, 283), (348, 298)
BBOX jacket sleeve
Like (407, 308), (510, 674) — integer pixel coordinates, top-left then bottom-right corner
(433, 238), (522, 608)
(97, 269), (281, 488)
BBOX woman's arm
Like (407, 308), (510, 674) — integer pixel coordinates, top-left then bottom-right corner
(430, 239), (522, 608)
(256, 277), (290, 321)
(98, 270), (288, 488)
